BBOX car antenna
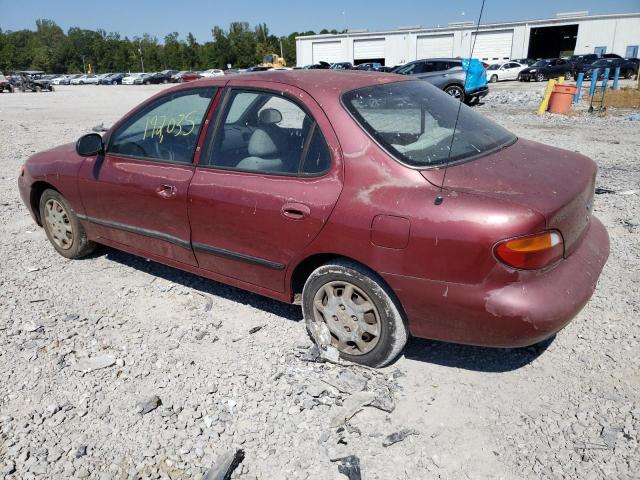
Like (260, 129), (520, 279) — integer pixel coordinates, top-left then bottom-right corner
(435, 0), (486, 206)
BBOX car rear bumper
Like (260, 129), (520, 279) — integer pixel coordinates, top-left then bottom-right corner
(383, 216), (610, 347)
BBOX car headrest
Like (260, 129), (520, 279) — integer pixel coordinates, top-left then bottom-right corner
(259, 108), (282, 125)
(248, 129), (279, 157)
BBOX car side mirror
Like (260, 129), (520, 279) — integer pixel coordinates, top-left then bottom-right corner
(76, 133), (104, 156)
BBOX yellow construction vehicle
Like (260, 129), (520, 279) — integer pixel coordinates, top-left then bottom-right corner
(259, 53), (287, 69)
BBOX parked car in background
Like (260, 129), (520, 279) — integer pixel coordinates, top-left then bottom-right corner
(18, 71), (609, 367)
(176, 71), (202, 82)
(71, 74), (97, 85)
(50, 75), (69, 85)
(486, 62), (526, 82)
(518, 58), (572, 82)
(624, 58), (639, 78)
(577, 57), (639, 79)
(122, 74), (142, 85)
(85, 73), (111, 85)
(353, 63), (382, 71)
(139, 72), (174, 84)
(133, 73), (154, 85)
(200, 69), (224, 77)
(101, 73), (125, 85)
(567, 54), (599, 76)
(393, 58), (488, 104)
(0, 71), (14, 92)
(330, 62), (353, 70)
(171, 71), (188, 82)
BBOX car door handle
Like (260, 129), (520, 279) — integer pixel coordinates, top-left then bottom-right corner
(281, 202), (310, 220)
(156, 184), (177, 198)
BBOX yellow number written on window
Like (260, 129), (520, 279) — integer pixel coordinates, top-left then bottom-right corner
(142, 111), (197, 143)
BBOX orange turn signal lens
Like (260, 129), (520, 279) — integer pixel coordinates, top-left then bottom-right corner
(494, 230), (564, 270)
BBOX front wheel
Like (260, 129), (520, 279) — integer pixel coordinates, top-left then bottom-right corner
(302, 259), (408, 368)
(444, 84), (465, 102)
(536, 73), (545, 82)
(490, 74), (498, 83)
(39, 189), (96, 259)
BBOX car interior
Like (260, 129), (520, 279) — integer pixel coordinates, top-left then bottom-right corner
(206, 91), (313, 174)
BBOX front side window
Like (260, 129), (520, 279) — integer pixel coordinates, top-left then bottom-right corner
(342, 80), (516, 168)
(203, 89), (330, 176)
(108, 87), (217, 163)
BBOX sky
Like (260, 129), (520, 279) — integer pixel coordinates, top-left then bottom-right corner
(1, 0), (638, 41)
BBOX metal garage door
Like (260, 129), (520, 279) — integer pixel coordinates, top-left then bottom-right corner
(312, 41), (342, 63)
(353, 39), (385, 60)
(471, 30), (514, 61)
(416, 34), (454, 59)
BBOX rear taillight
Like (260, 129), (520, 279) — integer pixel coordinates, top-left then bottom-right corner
(494, 230), (564, 270)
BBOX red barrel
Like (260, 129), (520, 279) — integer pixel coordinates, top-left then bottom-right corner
(548, 84), (578, 114)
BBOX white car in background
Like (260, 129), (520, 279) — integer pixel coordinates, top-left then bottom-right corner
(199, 69), (224, 77)
(486, 61), (527, 82)
(70, 74), (96, 85)
(122, 73), (142, 85)
(85, 73), (110, 85)
(50, 75), (69, 85)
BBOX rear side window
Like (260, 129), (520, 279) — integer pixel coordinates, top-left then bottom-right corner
(108, 88), (216, 163)
(202, 89), (331, 176)
(342, 80), (516, 168)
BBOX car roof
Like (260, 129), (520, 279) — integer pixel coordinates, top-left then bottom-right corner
(171, 70), (411, 99)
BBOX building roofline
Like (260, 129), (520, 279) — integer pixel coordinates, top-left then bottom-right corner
(295, 12), (640, 40)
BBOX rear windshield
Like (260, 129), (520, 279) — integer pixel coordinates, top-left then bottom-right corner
(342, 80), (516, 168)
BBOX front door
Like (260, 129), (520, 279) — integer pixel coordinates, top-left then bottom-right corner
(77, 86), (218, 265)
(188, 84), (343, 293)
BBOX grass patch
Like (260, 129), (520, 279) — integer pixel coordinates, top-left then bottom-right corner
(603, 86), (640, 109)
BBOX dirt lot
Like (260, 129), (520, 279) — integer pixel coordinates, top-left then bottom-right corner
(1, 80), (639, 480)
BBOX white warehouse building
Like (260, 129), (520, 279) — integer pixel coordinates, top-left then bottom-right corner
(295, 12), (640, 67)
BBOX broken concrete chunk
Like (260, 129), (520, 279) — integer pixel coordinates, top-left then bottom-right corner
(136, 395), (162, 415)
(202, 449), (245, 480)
(382, 428), (420, 447)
(331, 455), (361, 480)
(73, 355), (116, 372)
(248, 325), (263, 334)
(370, 386), (395, 413)
(330, 391), (375, 428)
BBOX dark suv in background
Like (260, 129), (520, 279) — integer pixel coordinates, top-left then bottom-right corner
(576, 57), (639, 79)
(393, 58), (488, 104)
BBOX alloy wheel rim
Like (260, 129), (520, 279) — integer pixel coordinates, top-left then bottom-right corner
(312, 281), (381, 355)
(44, 199), (73, 250)
(447, 88), (462, 99)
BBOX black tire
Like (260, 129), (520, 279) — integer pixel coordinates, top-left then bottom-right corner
(144, 80), (150, 85)
(302, 259), (408, 368)
(564, 71), (572, 81)
(39, 189), (96, 259)
(8, 85), (14, 93)
(624, 69), (633, 79)
(444, 84), (465, 102)
(490, 74), (498, 83)
(536, 73), (545, 82)
(34, 86), (41, 93)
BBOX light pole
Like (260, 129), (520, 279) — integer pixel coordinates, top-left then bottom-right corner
(81, 55), (86, 73)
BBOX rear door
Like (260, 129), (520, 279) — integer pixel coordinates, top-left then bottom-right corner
(188, 82), (344, 293)
(77, 86), (218, 265)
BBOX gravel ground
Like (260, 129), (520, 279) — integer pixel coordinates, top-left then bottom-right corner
(1, 81), (639, 480)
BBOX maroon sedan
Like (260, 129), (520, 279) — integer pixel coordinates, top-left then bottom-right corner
(18, 71), (609, 367)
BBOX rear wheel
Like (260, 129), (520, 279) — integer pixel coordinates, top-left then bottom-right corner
(490, 74), (498, 83)
(624, 69), (633, 79)
(34, 86), (41, 92)
(444, 84), (464, 102)
(302, 259), (408, 367)
(39, 189), (96, 259)
(564, 71), (572, 80)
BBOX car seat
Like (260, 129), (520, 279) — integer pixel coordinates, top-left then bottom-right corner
(236, 108), (286, 172)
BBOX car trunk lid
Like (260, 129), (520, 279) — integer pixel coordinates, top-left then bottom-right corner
(421, 138), (596, 257)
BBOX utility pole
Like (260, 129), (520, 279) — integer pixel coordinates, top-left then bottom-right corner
(138, 44), (145, 73)
(280, 40), (284, 59)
